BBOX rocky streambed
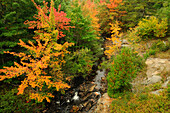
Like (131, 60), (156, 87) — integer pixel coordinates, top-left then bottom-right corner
(45, 69), (107, 113)
(44, 38), (131, 113)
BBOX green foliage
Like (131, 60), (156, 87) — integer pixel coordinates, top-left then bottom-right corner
(136, 16), (168, 39)
(156, 1), (170, 26)
(151, 39), (169, 52)
(0, 88), (45, 113)
(151, 83), (162, 91)
(148, 49), (156, 55)
(143, 51), (150, 60)
(98, 57), (112, 70)
(107, 47), (144, 97)
(168, 84), (170, 98)
(62, 0), (102, 79)
(65, 0), (101, 51)
(118, 0), (169, 30)
(111, 90), (169, 113)
(0, 0), (38, 67)
(63, 48), (95, 78)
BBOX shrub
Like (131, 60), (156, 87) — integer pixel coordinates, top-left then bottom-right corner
(111, 90), (169, 113)
(0, 88), (45, 113)
(63, 48), (95, 78)
(107, 47), (144, 97)
(148, 49), (156, 55)
(136, 16), (168, 39)
(151, 39), (169, 52)
(143, 51), (150, 60)
(126, 27), (141, 43)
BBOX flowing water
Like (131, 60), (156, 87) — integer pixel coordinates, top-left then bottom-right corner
(93, 69), (106, 89)
(46, 69), (106, 113)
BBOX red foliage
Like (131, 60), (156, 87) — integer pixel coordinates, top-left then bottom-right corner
(25, 0), (74, 39)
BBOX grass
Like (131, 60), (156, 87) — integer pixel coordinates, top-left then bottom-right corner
(153, 49), (170, 59)
(110, 88), (169, 113)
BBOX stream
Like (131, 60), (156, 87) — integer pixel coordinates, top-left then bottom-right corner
(45, 37), (110, 113)
(46, 68), (107, 113)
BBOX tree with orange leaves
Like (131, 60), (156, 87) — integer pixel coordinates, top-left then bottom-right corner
(98, 0), (126, 34)
(78, 0), (101, 39)
(0, 0), (74, 103)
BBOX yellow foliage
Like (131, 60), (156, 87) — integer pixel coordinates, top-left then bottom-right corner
(137, 16), (168, 38)
(0, 0), (74, 103)
(30, 92), (54, 103)
(104, 21), (122, 58)
(78, 0), (101, 39)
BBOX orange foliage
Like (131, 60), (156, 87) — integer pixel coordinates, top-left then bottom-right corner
(77, 0), (101, 39)
(98, 0), (125, 33)
(107, 0), (126, 18)
(25, 0), (74, 39)
(0, 0), (74, 102)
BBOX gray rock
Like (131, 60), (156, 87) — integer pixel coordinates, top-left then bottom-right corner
(145, 58), (170, 77)
(121, 39), (129, 44)
(150, 89), (164, 95)
(162, 77), (170, 88)
(162, 80), (169, 88)
(121, 45), (130, 48)
(92, 93), (113, 113)
(142, 75), (162, 85)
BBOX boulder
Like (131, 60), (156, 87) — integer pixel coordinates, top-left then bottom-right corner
(162, 77), (170, 88)
(142, 75), (162, 85)
(121, 39), (129, 44)
(150, 89), (164, 95)
(145, 58), (170, 77)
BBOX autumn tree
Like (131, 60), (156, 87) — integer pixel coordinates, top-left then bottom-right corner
(104, 21), (122, 58)
(78, 0), (101, 39)
(117, 0), (169, 30)
(98, 0), (125, 35)
(0, 0), (74, 102)
(62, 0), (103, 78)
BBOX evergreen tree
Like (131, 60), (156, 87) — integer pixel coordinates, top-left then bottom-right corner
(0, 0), (38, 67)
(118, 0), (169, 30)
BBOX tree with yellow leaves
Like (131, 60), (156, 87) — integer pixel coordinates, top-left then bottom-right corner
(0, 0), (74, 103)
(104, 21), (122, 58)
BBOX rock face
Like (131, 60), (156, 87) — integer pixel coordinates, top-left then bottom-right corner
(89, 93), (113, 113)
(145, 58), (170, 77)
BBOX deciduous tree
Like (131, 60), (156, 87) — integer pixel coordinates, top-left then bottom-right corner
(0, 0), (74, 102)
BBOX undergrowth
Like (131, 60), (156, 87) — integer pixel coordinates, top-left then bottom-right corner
(111, 87), (169, 113)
